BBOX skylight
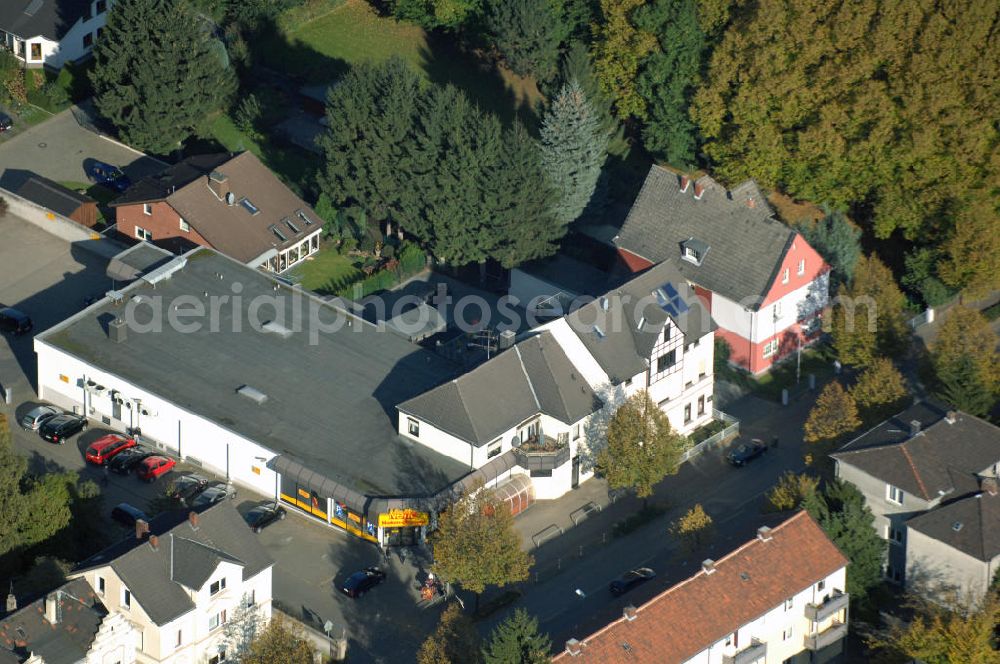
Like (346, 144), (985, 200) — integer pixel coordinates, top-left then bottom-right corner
(655, 282), (690, 318)
(240, 198), (260, 215)
(296, 210), (314, 225)
(285, 218), (301, 234)
(269, 224), (287, 242)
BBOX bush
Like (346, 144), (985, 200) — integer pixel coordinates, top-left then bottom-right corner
(339, 237), (357, 254)
(766, 472), (819, 511)
(612, 503), (666, 538)
(0, 196), (8, 218)
(234, 93), (262, 137)
(42, 80), (71, 109)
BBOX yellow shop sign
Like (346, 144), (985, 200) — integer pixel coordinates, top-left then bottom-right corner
(378, 508), (429, 528)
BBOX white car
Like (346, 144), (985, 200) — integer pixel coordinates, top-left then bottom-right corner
(20, 405), (60, 431)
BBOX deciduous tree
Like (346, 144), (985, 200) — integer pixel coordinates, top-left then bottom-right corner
(931, 306), (1000, 416)
(597, 391), (687, 504)
(482, 608), (551, 664)
(850, 358), (909, 424)
(239, 615), (315, 664)
(591, 0), (657, 119)
(485, 0), (563, 83)
(803, 480), (885, 601)
(830, 255), (908, 366)
(90, 0), (236, 154)
(431, 482), (532, 610)
(418, 603), (482, 664)
(766, 472), (819, 512)
(541, 79), (608, 226)
(671, 503), (713, 552)
(803, 382), (860, 444)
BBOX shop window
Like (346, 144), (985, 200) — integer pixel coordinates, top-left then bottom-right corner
(407, 418), (419, 437)
(487, 439), (501, 459)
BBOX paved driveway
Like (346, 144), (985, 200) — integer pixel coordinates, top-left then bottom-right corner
(0, 106), (165, 186)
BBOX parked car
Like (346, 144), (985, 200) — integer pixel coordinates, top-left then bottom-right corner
(38, 413), (87, 444)
(189, 484), (236, 509)
(609, 568), (656, 596)
(168, 474), (215, 503)
(85, 434), (137, 465)
(340, 567), (386, 598)
(727, 439), (769, 467)
(243, 502), (286, 533)
(20, 405), (60, 431)
(0, 111), (12, 132)
(0, 306), (33, 335)
(137, 455), (175, 482)
(111, 503), (148, 528)
(85, 160), (131, 193)
(108, 445), (155, 474)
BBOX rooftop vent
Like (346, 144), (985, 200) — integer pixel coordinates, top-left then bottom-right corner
(702, 559), (716, 575)
(910, 420), (922, 437)
(952, 521), (963, 532)
(237, 385), (268, 404)
(108, 318), (127, 343)
(262, 320), (293, 339)
(188, 511), (199, 530)
(757, 526), (773, 542)
(740, 572), (750, 581)
(207, 171), (230, 200)
(565, 639), (583, 656)
(946, 411), (957, 424)
(107, 289), (125, 304)
(44, 592), (59, 625)
(226, 191), (235, 206)
(148, 535), (159, 551)
(623, 605), (637, 621)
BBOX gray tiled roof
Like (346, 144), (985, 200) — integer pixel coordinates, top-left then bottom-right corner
(565, 260), (716, 383)
(0, 578), (104, 664)
(907, 489), (1000, 562)
(398, 332), (602, 446)
(73, 501), (273, 626)
(0, 0), (90, 41)
(833, 403), (1000, 500)
(614, 165), (795, 309)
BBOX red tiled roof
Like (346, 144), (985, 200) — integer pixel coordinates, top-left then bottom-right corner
(554, 511), (848, 663)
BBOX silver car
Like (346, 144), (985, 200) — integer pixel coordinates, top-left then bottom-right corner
(20, 405), (60, 431)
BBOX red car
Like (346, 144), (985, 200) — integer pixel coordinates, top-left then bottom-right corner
(137, 456), (175, 482)
(85, 434), (137, 465)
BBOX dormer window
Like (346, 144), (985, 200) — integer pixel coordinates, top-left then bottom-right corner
(680, 238), (709, 266)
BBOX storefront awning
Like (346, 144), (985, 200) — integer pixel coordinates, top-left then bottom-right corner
(267, 454), (369, 514)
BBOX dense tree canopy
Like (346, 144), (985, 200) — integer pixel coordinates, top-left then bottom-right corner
(830, 255), (908, 367)
(482, 609), (552, 664)
(691, 0), (1000, 294)
(90, 0), (236, 154)
(799, 209), (862, 287)
(591, 0), (657, 119)
(485, 0), (563, 83)
(931, 306), (1000, 416)
(418, 604), (482, 664)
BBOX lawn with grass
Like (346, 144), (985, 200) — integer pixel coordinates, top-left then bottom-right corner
(286, 245), (361, 294)
(261, 0), (543, 125)
(750, 345), (838, 401)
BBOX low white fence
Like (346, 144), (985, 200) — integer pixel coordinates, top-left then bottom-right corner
(681, 408), (739, 463)
(0, 186), (126, 258)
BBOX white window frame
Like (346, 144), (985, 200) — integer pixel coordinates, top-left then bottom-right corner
(798, 258), (806, 275)
(886, 485), (904, 505)
(179, 217), (190, 232)
(135, 226), (152, 241)
(97, 576), (105, 595)
(210, 577), (226, 595)
(121, 588), (131, 610)
(486, 439), (501, 459)
(142, 203), (152, 216)
(407, 418), (419, 437)
(209, 609), (227, 631)
(762, 339), (779, 358)
(784, 597), (793, 611)
(781, 267), (790, 284)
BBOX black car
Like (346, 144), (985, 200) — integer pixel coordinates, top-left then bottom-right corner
(727, 439), (768, 467)
(167, 474), (214, 502)
(111, 503), (148, 528)
(609, 568), (656, 596)
(340, 567), (386, 598)
(38, 413), (87, 444)
(0, 306), (32, 335)
(244, 502), (287, 533)
(108, 445), (156, 474)
(0, 111), (12, 132)
(189, 484), (236, 509)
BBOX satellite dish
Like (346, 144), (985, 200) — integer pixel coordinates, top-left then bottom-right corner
(511, 436), (521, 448)
(225, 192), (235, 206)
(323, 620), (334, 634)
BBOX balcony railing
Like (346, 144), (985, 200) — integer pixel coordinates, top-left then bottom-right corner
(514, 435), (570, 471)
(722, 639), (766, 664)
(804, 590), (849, 622)
(803, 622), (848, 651)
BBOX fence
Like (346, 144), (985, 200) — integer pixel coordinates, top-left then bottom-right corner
(1, 186), (126, 258)
(908, 308), (935, 330)
(680, 409), (739, 463)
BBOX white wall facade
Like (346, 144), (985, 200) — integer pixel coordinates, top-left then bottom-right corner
(906, 528), (999, 607)
(86, 611), (138, 664)
(754, 272), (830, 345)
(35, 340), (279, 499)
(7, 1), (113, 69)
(681, 566), (848, 664)
(707, 293), (753, 341)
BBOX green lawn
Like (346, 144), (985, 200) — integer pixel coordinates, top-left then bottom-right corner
(260, 0), (543, 125)
(285, 245), (361, 294)
(207, 114), (321, 194)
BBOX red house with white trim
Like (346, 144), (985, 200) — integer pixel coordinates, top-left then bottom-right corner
(613, 165), (829, 374)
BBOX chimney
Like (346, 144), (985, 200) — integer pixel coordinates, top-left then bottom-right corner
(981, 477), (998, 496)
(135, 519), (149, 540)
(757, 526), (773, 542)
(108, 318), (127, 343)
(693, 182), (704, 200)
(747, 196), (756, 208)
(946, 411), (957, 424)
(623, 605), (637, 622)
(148, 534), (159, 551)
(207, 171), (230, 201)
(910, 420), (922, 437)
(188, 511), (199, 530)
(44, 592), (59, 624)
(6, 591), (16, 613)
(565, 639), (583, 656)
(679, 175), (690, 193)
(702, 559), (716, 575)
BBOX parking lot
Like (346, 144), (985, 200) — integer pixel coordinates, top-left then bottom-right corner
(0, 106), (165, 186)
(0, 221), (442, 662)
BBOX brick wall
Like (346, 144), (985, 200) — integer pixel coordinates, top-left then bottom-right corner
(115, 201), (210, 255)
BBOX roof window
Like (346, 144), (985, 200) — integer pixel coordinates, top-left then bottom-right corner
(296, 210), (314, 226)
(269, 224), (288, 242)
(284, 218), (301, 234)
(240, 198), (260, 215)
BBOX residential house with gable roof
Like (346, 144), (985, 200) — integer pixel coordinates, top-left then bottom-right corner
(831, 401), (1000, 600)
(398, 260), (716, 501)
(612, 165), (830, 374)
(553, 511), (849, 664)
(0, 578), (136, 664)
(0, 0), (113, 69)
(68, 502), (274, 664)
(111, 152), (323, 273)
